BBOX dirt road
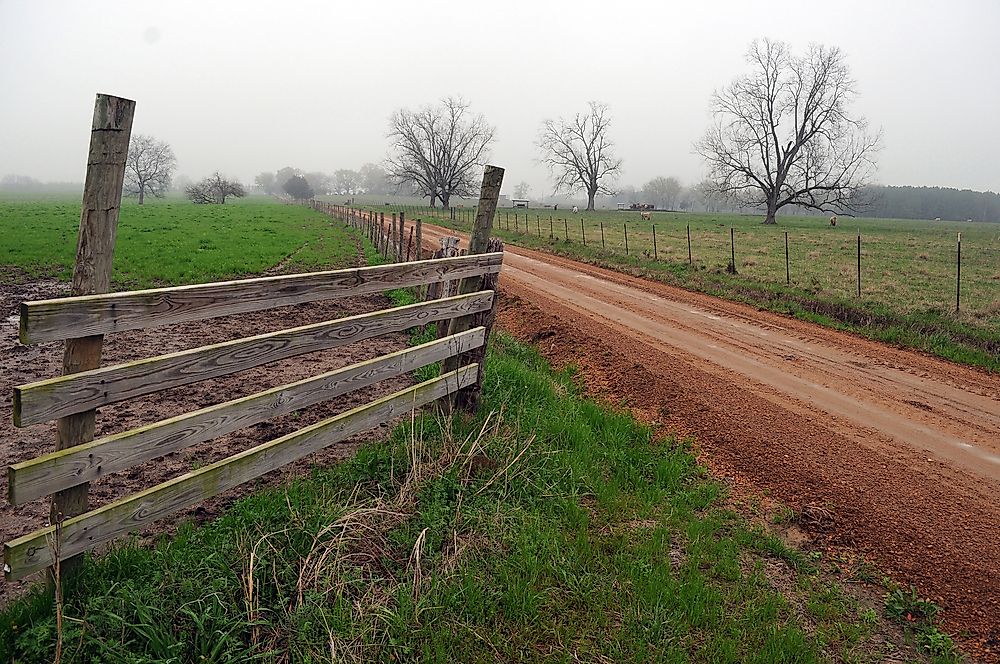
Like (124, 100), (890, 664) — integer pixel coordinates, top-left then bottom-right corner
(418, 221), (1000, 657)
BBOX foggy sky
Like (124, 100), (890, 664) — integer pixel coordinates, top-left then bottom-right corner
(2, 0), (999, 195)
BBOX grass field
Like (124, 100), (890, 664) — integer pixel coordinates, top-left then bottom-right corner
(0, 196), (963, 661)
(3, 327), (954, 662)
(0, 196), (357, 288)
(339, 200), (1000, 371)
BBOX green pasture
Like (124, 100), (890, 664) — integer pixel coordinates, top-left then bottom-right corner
(0, 198), (961, 662)
(3, 330), (950, 662)
(0, 196), (357, 288)
(351, 202), (1000, 324)
(336, 199), (999, 371)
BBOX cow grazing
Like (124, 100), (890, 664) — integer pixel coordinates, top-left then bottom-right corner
(830, 215), (838, 226)
(640, 211), (652, 221)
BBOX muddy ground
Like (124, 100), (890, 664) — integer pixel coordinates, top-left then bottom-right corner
(0, 266), (414, 607)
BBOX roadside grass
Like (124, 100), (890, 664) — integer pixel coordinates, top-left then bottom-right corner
(381, 206), (1000, 373)
(0, 196), (356, 287)
(0, 330), (930, 662)
(0, 205), (960, 662)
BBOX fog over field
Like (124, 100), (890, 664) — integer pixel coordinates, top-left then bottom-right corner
(1, 0), (998, 193)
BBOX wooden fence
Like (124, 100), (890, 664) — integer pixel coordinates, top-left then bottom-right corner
(3, 94), (507, 584)
(5, 253), (503, 580)
(310, 201), (426, 263)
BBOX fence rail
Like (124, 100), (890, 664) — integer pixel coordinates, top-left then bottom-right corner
(4, 94), (508, 587)
(5, 255), (502, 580)
(338, 203), (998, 317)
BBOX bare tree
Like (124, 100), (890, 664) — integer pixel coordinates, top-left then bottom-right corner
(283, 174), (314, 200)
(513, 181), (531, 200)
(274, 166), (300, 191)
(642, 176), (682, 210)
(304, 171), (332, 196)
(254, 171), (277, 195)
(694, 179), (730, 213)
(359, 163), (390, 195)
(125, 134), (176, 204)
(386, 97), (494, 209)
(538, 101), (622, 211)
(696, 39), (881, 224)
(333, 169), (361, 196)
(185, 172), (246, 204)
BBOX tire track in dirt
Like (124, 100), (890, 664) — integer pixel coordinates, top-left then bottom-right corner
(416, 221), (1000, 659)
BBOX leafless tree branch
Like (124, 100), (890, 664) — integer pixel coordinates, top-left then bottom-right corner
(186, 172), (246, 204)
(695, 39), (881, 224)
(537, 101), (622, 211)
(125, 134), (176, 205)
(386, 97), (494, 209)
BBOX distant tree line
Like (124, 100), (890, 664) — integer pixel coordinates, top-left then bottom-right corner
(606, 181), (1000, 222)
(253, 164), (396, 199)
(185, 172), (246, 204)
(856, 186), (1000, 222)
(0, 175), (82, 193)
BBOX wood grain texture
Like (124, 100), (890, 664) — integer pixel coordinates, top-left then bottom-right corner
(455, 239), (504, 412)
(4, 365), (477, 580)
(52, 94), (136, 565)
(8, 329), (486, 505)
(443, 165), (504, 412)
(20, 253), (503, 344)
(14, 291), (494, 427)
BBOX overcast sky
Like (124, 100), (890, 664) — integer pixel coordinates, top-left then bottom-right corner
(1, 0), (998, 194)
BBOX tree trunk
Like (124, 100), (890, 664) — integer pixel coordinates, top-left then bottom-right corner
(138, 188), (144, 205)
(587, 188), (596, 211)
(763, 197), (778, 225)
(441, 193), (451, 210)
(429, 193), (437, 208)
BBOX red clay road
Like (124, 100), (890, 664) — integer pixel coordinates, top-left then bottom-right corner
(417, 221), (1000, 658)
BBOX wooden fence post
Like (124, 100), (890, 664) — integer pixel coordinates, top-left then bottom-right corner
(53, 93), (135, 577)
(416, 218), (423, 261)
(857, 230), (861, 297)
(687, 224), (692, 265)
(785, 231), (790, 284)
(652, 225), (657, 260)
(444, 165), (504, 413)
(729, 227), (737, 274)
(624, 223), (629, 256)
(384, 215), (391, 259)
(390, 214), (397, 260)
(956, 232), (961, 312)
(398, 212), (405, 262)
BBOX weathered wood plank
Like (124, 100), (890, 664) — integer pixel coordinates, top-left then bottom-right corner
(20, 252), (504, 344)
(14, 291), (494, 427)
(8, 329), (485, 505)
(444, 165), (504, 414)
(53, 94), (136, 577)
(4, 365), (477, 580)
